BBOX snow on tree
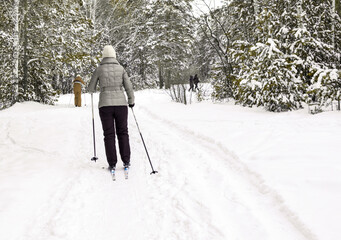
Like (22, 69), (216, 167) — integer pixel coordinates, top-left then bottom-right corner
(194, 3), (239, 100)
(0, 1), (14, 109)
(291, 1), (341, 107)
(89, 0), (158, 89)
(237, 38), (304, 111)
(114, 1), (158, 89)
(148, 0), (194, 89)
(219, 0), (341, 112)
(12, 0), (20, 103)
(231, 3), (304, 111)
(1, 0), (340, 112)
(20, 0), (96, 102)
(1, 0), (97, 106)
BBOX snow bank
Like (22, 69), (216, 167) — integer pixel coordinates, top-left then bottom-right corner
(0, 90), (340, 240)
(136, 89), (341, 240)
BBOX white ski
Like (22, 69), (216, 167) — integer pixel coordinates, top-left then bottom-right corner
(124, 167), (129, 180)
(111, 169), (116, 181)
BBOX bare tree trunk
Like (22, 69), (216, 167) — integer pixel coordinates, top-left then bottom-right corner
(182, 84), (187, 105)
(91, 0), (97, 28)
(158, 62), (164, 89)
(165, 69), (171, 89)
(139, 49), (146, 83)
(332, 0), (335, 49)
(13, 0), (20, 103)
(298, 0), (304, 29)
(23, 0), (29, 99)
(253, 0), (259, 15)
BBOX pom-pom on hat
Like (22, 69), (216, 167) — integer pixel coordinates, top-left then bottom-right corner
(102, 45), (117, 59)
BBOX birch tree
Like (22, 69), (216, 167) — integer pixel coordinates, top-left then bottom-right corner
(12, 0), (20, 103)
(0, 1), (13, 108)
(149, 0), (194, 89)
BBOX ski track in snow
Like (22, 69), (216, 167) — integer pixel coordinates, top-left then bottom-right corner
(136, 105), (317, 240)
(9, 106), (149, 240)
(0, 94), (330, 240)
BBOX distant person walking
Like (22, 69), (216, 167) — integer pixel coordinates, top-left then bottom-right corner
(73, 75), (85, 107)
(88, 45), (135, 172)
(193, 74), (200, 91)
(188, 75), (194, 91)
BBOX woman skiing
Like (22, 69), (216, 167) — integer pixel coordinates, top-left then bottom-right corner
(88, 45), (135, 174)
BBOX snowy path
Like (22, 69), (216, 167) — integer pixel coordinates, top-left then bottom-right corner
(0, 100), (152, 240)
(134, 106), (315, 240)
(1, 91), (340, 240)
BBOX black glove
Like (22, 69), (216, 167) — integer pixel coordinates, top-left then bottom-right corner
(129, 103), (135, 108)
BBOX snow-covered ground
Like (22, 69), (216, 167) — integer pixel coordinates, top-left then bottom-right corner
(0, 89), (340, 240)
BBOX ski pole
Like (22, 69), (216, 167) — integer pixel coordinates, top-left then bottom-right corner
(131, 108), (158, 175)
(91, 93), (98, 162)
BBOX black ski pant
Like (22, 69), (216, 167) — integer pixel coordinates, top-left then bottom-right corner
(99, 106), (130, 168)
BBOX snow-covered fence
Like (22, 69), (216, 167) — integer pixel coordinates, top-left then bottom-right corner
(168, 84), (187, 105)
(308, 100), (341, 114)
(308, 103), (322, 114)
(167, 83), (213, 105)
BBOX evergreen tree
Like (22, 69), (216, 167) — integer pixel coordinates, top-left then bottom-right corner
(17, 0), (95, 103)
(225, 0), (340, 111)
(293, 0), (341, 107)
(148, 0), (194, 89)
(234, 5), (304, 111)
(91, 0), (157, 89)
(116, 1), (157, 89)
(0, 1), (13, 109)
(191, 26), (215, 81)
(1, 0), (340, 111)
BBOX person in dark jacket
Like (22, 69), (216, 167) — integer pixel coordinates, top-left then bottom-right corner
(188, 75), (194, 91)
(193, 74), (199, 90)
(73, 75), (85, 107)
(88, 45), (135, 171)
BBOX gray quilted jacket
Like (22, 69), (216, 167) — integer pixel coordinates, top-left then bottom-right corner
(88, 58), (134, 108)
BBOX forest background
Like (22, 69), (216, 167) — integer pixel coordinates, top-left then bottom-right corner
(0, 0), (340, 112)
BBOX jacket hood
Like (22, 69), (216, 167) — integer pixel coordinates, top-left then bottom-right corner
(102, 45), (117, 59)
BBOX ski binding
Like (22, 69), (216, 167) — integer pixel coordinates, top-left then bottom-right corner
(111, 169), (116, 181)
(124, 167), (129, 179)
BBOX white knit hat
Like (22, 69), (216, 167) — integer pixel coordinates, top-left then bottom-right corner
(102, 45), (117, 58)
